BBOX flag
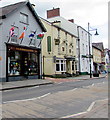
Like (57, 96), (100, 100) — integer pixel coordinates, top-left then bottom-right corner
(19, 27), (26, 39)
(29, 31), (36, 38)
(37, 33), (44, 39)
(9, 27), (14, 37)
(7, 27), (15, 42)
(19, 27), (27, 44)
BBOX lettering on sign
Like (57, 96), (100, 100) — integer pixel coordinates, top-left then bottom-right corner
(8, 46), (38, 53)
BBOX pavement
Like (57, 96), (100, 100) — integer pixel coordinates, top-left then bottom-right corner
(0, 73), (108, 91)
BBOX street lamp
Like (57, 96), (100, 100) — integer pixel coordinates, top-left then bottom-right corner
(88, 22), (99, 78)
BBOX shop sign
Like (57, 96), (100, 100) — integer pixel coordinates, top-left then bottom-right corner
(8, 46), (38, 53)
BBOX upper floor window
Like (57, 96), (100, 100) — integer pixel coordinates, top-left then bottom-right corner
(62, 47), (65, 52)
(20, 12), (28, 24)
(69, 49), (72, 53)
(47, 36), (51, 52)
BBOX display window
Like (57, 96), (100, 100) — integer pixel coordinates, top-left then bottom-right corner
(28, 53), (38, 75)
(8, 47), (39, 77)
(8, 50), (21, 76)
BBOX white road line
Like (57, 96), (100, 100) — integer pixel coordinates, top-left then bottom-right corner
(72, 88), (78, 91)
(61, 111), (87, 118)
(27, 86), (39, 89)
(61, 98), (108, 118)
(92, 83), (95, 86)
(3, 93), (51, 104)
(87, 101), (95, 112)
(57, 82), (63, 84)
(37, 93), (50, 99)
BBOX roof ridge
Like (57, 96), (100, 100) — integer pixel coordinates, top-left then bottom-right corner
(1, 1), (27, 8)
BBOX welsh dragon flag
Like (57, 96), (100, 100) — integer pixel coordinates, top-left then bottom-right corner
(37, 33), (44, 39)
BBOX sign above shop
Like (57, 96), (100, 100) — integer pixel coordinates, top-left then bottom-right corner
(8, 46), (38, 53)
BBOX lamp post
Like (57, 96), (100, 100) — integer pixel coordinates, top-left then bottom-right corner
(88, 22), (99, 78)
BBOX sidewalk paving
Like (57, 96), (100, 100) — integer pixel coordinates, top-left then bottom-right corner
(74, 99), (108, 118)
(0, 73), (107, 91)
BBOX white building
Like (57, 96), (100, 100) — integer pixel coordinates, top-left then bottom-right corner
(77, 26), (93, 75)
(0, 1), (46, 82)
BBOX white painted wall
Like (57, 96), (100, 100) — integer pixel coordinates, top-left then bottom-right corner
(0, 5), (43, 81)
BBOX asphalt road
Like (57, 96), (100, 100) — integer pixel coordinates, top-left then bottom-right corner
(2, 77), (108, 118)
(2, 77), (108, 103)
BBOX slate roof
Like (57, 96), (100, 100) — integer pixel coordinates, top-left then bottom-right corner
(0, 1), (46, 32)
(92, 42), (104, 51)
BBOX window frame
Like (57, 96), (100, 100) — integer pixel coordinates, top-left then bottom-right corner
(55, 59), (66, 72)
(20, 12), (28, 25)
(47, 36), (51, 52)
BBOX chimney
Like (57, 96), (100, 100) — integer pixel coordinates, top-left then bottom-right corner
(47, 8), (60, 19)
(68, 19), (74, 23)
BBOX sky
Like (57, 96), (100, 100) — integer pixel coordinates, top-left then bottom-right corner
(1, 0), (109, 48)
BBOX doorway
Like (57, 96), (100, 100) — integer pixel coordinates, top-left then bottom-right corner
(21, 52), (29, 78)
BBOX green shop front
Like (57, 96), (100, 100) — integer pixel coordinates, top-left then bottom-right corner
(6, 43), (41, 82)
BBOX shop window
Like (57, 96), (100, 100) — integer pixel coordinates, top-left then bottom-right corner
(8, 51), (21, 76)
(47, 36), (51, 52)
(56, 60), (66, 72)
(28, 53), (38, 75)
(20, 12), (28, 24)
(8, 49), (39, 76)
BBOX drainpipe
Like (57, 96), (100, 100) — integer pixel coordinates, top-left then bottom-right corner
(77, 26), (81, 74)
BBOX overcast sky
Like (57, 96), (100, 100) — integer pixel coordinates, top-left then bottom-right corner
(1, 0), (109, 48)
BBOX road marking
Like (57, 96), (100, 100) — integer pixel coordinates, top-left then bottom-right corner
(27, 86), (39, 89)
(61, 111), (87, 118)
(87, 101), (95, 112)
(61, 98), (108, 118)
(92, 83), (95, 86)
(57, 82), (63, 84)
(72, 88), (78, 91)
(37, 93), (50, 99)
(3, 93), (51, 104)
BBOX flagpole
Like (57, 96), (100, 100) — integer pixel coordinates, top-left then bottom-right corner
(29, 39), (33, 45)
(20, 38), (23, 44)
(7, 36), (11, 43)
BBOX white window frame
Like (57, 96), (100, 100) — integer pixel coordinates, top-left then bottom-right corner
(55, 59), (66, 72)
(20, 12), (28, 24)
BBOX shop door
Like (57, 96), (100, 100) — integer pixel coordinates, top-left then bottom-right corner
(21, 52), (29, 78)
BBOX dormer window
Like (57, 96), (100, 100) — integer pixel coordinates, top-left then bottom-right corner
(20, 12), (28, 24)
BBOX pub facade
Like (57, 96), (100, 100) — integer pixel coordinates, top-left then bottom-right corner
(0, 1), (46, 82)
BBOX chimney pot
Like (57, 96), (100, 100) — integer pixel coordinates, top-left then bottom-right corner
(68, 19), (74, 23)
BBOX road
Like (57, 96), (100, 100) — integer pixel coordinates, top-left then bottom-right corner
(2, 76), (108, 118)
(2, 77), (107, 102)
